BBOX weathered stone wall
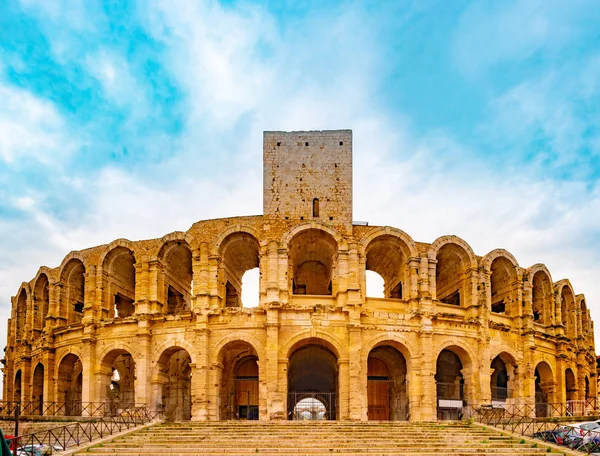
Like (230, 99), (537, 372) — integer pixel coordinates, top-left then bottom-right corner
(3, 130), (597, 422)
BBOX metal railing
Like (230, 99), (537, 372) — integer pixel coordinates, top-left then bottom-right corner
(0, 401), (138, 417)
(469, 398), (600, 455)
(288, 392), (336, 420)
(5, 405), (162, 455)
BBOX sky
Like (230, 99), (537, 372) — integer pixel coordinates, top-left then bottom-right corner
(1, 0), (600, 378)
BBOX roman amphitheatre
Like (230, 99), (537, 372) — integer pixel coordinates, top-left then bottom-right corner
(3, 130), (596, 423)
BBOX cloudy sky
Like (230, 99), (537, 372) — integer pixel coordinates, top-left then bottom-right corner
(1, 0), (600, 368)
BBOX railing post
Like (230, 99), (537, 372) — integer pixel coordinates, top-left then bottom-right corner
(14, 402), (20, 437)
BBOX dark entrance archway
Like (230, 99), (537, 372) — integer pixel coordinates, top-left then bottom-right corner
(288, 343), (338, 420)
(367, 345), (408, 421)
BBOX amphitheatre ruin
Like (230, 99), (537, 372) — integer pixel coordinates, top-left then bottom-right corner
(3, 130), (597, 422)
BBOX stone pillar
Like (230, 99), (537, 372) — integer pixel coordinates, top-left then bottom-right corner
(265, 309), (283, 419)
(134, 256), (149, 314)
(338, 357), (350, 420)
(479, 366), (493, 404)
(348, 325), (362, 420)
(417, 327), (436, 421)
(207, 255), (221, 309)
(209, 363), (224, 420)
(191, 324), (210, 420)
(135, 324), (151, 407)
(42, 349), (56, 406)
(80, 333), (97, 414)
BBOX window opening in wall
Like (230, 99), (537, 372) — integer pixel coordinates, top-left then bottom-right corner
(329, 217), (333, 221)
(491, 300), (505, 314)
(115, 293), (135, 318)
(533, 310), (541, 321)
(339, 142), (343, 146)
(440, 291), (460, 306)
(276, 142), (281, 146)
(366, 270), (385, 298)
(390, 282), (402, 299)
(313, 198), (319, 218)
(241, 268), (259, 308)
(74, 301), (84, 314)
(167, 286), (186, 314)
(305, 142), (309, 146)
(225, 281), (239, 307)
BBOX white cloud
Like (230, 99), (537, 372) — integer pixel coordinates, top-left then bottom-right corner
(0, 83), (76, 164)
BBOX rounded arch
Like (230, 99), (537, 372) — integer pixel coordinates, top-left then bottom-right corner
(101, 244), (137, 318)
(213, 225), (265, 253)
(96, 340), (139, 367)
(577, 294), (589, 336)
(286, 227), (340, 296)
(529, 265), (554, 326)
(218, 231), (261, 308)
(281, 331), (346, 361)
(359, 227), (418, 259)
(153, 345), (192, 420)
(429, 237), (477, 306)
(97, 239), (137, 268)
(59, 257), (86, 325)
(99, 347), (137, 408)
(15, 286), (29, 340)
(281, 222), (345, 249)
(32, 266), (55, 287)
(556, 280), (577, 338)
(212, 332), (265, 364)
(55, 352), (83, 415)
(481, 248), (520, 272)
(533, 358), (555, 380)
(433, 339), (475, 370)
(152, 339), (197, 371)
(32, 271), (50, 332)
(362, 230), (416, 299)
(428, 235), (478, 269)
(57, 252), (88, 280)
(149, 231), (199, 261)
(361, 334), (415, 371)
(489, 349), (518, 366)
(157, 236), (193, 315)
(487, 253), (520, 316)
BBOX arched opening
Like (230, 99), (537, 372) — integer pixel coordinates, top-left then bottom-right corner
(217, 340), (259, 420)
(435, 244), (470, 306)
(435, 348), (468, 420)
(367, 345), (408, 421)
(365, 271), (385, 298)
(534, 361), (554, 417)
(561, 286), (575, 338)
(585, 376), (591, 401)
(490, 257), (517, 315)
(16, 289), (27, 341)
(581, 300), (589, 337)
(293, 397), (326, 420)
(13, 369), (22, 403)
(240, 269), (260, 308)
(32, 364), (44, 415)
(365, 235), (406, 299)
(156, 347), (191, 420)
(565, 368), (577, 402)
(33, 274), (50, 334)
(220, 232), (260, 308)
(490, 355), (513, 403)
(99, 350), (136, 413)
(56, 354), (83, 416)
(103, 247), (136, 319)
(60, 259), (85, 325)
(288, 342), (338, 420)
(160, 242), (193, 315)
(532, 271), (552, 325)
(289, 229), (337, 296)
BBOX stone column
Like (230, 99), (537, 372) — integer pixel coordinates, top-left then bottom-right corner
(135, 323), (151, 407)
(265, 308), (283, 420)
(417, 327), (436, 421)
(191, 324), (210, 420)
(348, 325), (362, 420)
(338, 357), (350, 420)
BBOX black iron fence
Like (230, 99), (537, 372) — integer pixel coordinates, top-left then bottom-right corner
(469, 398), (600, 455)
(288, 392), (336, 420)
(0, 401), (138, 418)
(5, 406), (162, 455)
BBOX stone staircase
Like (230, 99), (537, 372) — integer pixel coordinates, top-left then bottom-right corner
(76, 421), (563, 456)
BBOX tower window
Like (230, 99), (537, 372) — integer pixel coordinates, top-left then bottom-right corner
(339, 141), (343, 145)
(313, 198), (320, 218)
(305, 142), (309, 146)
(276, 142), (281, 146)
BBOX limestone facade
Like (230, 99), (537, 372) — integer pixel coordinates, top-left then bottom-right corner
(3, 130), (597, 421)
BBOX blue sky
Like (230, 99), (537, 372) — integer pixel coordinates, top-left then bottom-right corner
(1, 0), (600, 355)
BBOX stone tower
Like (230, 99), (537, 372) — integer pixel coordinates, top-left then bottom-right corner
(263, 130), (353, 227)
